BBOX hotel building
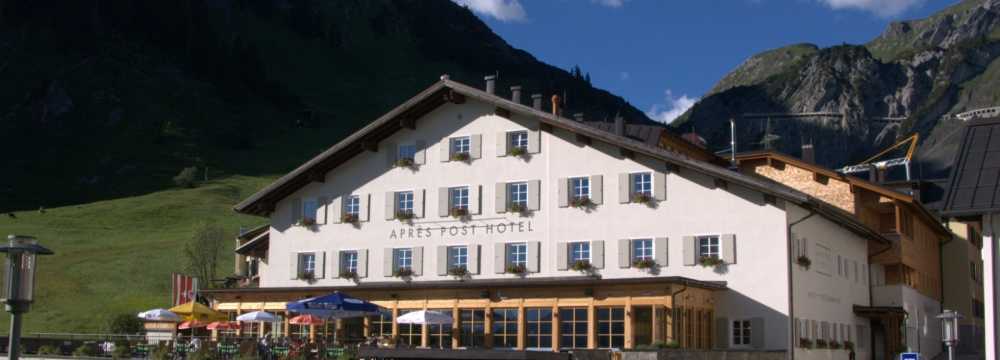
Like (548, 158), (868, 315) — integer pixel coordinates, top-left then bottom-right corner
(205, 76), (889, 359)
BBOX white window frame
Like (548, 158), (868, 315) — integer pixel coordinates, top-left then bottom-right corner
(570, 177), (591, 200)
(345, 195), (360, 217)
(631, 238), (654, 262)
(569, 241), (591, 264)
(449, 245), (469, 270)
(394, 248), (413, 271)
(398, 143), (417, 161)
(341, 250), (359, 273)
(631, 172), (652, 196)
(396, 191), (414, 215)
(302, 198), (320, 222)
(698, 235), (721, 259)
(507, 243), (527, 268)
(508, 131), (528, 150)
(508, 182), (528, 208)
(731, 319), (752, 348)
(298, 252), (317, 276)
(451, 136), (471, 155)
(450, 186), (469, 210)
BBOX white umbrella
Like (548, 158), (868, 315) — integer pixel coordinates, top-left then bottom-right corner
(396, 310), (453, 325)
(138, 309), (182, 322)
(236, 311), (277, 322)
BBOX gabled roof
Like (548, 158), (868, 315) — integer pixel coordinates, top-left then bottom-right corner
(736, 150), (950, 238)
(941, 116), (1000, 216)
(583, 121), (723, 164)
(232, 77), (889, 245)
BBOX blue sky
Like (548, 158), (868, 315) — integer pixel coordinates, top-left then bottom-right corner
(455, 0), (960, 123)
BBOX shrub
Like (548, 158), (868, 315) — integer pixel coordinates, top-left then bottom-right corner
(108, 312), (144, 334)
(112, 343), (133, 359)
(796, 255), (812, 268)
(633, 259), (657, 269)
(450, 152), (470, 162)
(151, 344), (172, 360)
(699, 256), (724, 267)
(630, 192), (653, 204)
(393, 268), (414, 278)
(36, 345), (59, 355)
(506, 264), (527, 275)
(189, 345), (215, 360)
(73, 343), (98, 357)
(173, 166), (199, 188)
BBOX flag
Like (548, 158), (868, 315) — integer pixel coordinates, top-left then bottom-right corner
(171, 273), (199, 306)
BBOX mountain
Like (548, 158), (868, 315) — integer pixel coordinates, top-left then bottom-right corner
(676, 0), (1000, 176)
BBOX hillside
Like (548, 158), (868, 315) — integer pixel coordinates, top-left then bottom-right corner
(676, 0), (1000, 176)
(0, 0), (659, 332)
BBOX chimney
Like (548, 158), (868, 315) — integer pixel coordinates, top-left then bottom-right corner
(801, 143), (815, 163)
(551, 94), (561, 116)
(574, 113), (585, 122)
(531, 94), (543, 110)
(614, 116), (625, 136)
(485, 75), (496, 95)
(510, 86), (522, 104)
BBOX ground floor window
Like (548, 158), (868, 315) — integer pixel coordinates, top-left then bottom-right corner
(397, 310), (421, 346)
(525, 308), (552, 349)
(370, 312), (392, 338)
(633, 306), (653, 347)
(460, 309), (486, 348)
(597, 307), (625, 349)
(732, 319), (751, 347)
(559, 307), (588, 349)
(292, 324), (310, 340)
(492, 308), (519, 348)
(428, 309), (453, 349)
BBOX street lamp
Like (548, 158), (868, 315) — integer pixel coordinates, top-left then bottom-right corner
(937, 309), (963, 360)
(0, 235), (54, 360)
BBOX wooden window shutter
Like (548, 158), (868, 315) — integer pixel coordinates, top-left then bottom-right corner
(556, 242), (569, 270)
(414, 140), (426, 165)
(654, 171), (667, 201)
(385, 142), (397, 167)
(414, 189), (425, 218)
(470, 134), (482, 159)
(437, 246), (448, 276)
(357, 249), (368, 278)
(590, 175), (603, 204)
(316, 196), (329, 225)
(618, 173), (630, 203)
(470, 185), (481, 215)
(438, 187), (449, 217)
(618, 239), (631, 268)
(591, 240), (604, 269)
(330, 196), (343, 224)
(317, 251), (326, 279)
(654, 237), (668, 267)
(359, 194), (370, 222)
(290, 198), (303, 224)
(495, 183), (507, 213)
(469, 245), (480, 274)
(557, 178), (569, 208)
(412, 247), (423, 276)
(290, 253), (299, 280)
(494, 243), (506, 274)
(527, 180), (541, 211)
(383, 248), (393, 277)
(683, 236), (697, 266)
(750, 317), (765, 349)
(329, 251), (340, 279)
(527, 129), (540, 154)
(384, 192), (396, 220)
(714, 317), (729, 349)
(722, 233), (736, 264)
(527, 241), (541, 273)
(440, 138), (451, 162)
(496, 132), (508, 157)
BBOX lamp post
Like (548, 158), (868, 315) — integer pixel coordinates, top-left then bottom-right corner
(0, 235), (54, 360)
(936, 309), (963, 360)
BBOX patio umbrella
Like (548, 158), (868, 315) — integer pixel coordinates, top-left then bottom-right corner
(178, 320), (209, 330)
(286, 292), (383, 319)
(289, 314), (325, 325)
(206, 321), (239, 330)
(236, 311), (277, 322)
(137, 308), (181, 322)
(169, 301), (228, 322)
(396, 310), (453, 325)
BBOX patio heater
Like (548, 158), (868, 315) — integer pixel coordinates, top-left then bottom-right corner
(0, 235), (54, 360)
(936, 309), (962, 360)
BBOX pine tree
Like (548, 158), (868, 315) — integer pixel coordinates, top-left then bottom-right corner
(585, 72), (591, 85)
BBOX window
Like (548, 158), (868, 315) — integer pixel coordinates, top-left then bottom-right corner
(397, 309), (421, 346)
(570, 242), (590, 265)
(298, 253), (316, 277)
(508, 182), (528, 209)
(345, 195), (360, 217)
(571, 177), (590, 200)
(597, 307), (625, 349)
(509, 131), (528, 150)
(396, 191), (414, 216)
(451, 136), (471, 155)
(507, 243), (527, 268)
(632, 172), (652, 196)
(559, 308), (588, 349)
(632, 239), (653, 262)
(698, 236), (720, 259)
(428, 309), (453, 349)
(292, 324), (310, 339)
(341, 251), (358, 274)
(732, 320), (751, 347)
(393, 248), (412, 271)
(459, 309), (485, 347)
(448, 246), (468, 270)
(450, 187), (469, 210)
(370, 312), (392, 337)
(398, 144), (417, 161)
(526, 308), (552, 349)
(492, 308), (518, 348)
(302, 198), (320, 222)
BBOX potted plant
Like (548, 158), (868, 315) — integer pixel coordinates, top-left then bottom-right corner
(341, 213), (359, 224)
(450, 152), (471, 162)
(570, 260), (592, 272)
(339, 271), (358, 280)
(392, 268), (414, 278)
(843, 341), (854, 351)
(630, 192), (653, 205)
(829, 340), (841, 349)
(298, 217), (317, 226)
(570, 196), (595, 209)
(814, 339), (828, 349)
(506, 264), (527, 275)
(509, 203), (529, 215)
(796, 255), (812, 269)
(395, 211), (414, 221)
(699, 256), (725, 267)
(632, 258), (657, 269)
(394, 157), (415, 168)
(298, 271), (316, 283)
(799, 338), (814, 349)
(447, 267), (470, 278)
(450, 207), (469, 219)
(508, 147), (527, 157)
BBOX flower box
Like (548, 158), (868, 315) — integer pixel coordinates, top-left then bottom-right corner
(843, 341), (854, 351)
(341, 213), (359, 224)
(570, 196), (595, 208)
(298, 217), (317, 226)
(571, 260), (592, 272)
(508, 147), (527, 157)
(395, 211), (414, 221)
(394, 157), (415, 168)
(447, 267), (469, 277)
(509, 203), (529, 215)
(450, 152), (471, 162)
(630, 192), (653, 204)
(814, 339), (828, 349)
(298, 271), (316, 282)
(799, 338), (814, 349)
(699, 256), (725, 267)
(828, 341), (841, 349)
(796, 255), (812, 269)
(632, 258), (657, 269)
(392, 268), (414, 278)
(506, 264), (527, 275)
(339, 271), (358, 280)
(450, 207), (469, 218)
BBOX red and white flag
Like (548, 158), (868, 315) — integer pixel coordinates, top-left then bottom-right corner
(171, 273), (199, 306)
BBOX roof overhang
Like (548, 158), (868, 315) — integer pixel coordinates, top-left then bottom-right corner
(853, 305), (907, 318)
(235, 230), (269, 256)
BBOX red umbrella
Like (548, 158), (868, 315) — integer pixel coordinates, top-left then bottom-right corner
(288, 314), (325, 325)
(178, 320), (209, 329)
(206, 321), (239, 330)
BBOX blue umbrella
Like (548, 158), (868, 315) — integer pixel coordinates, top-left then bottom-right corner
(286, 292), (384, 319)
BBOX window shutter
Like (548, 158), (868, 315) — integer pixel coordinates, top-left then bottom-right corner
(357, 249), (368, 278)
(496, 132), (508, 157)
(385, 142), (397, 167)
(317, 251), (326, 279)
(618, 239), (631, 268)
(414, 189), (425, 218)
(683, 236), (697, 266)
(654, 171), (667, 201)
(470, 185), (481, 215)
(557, 178), (569, 208)
(384, 192), (396, 220)
(290, 198), (303, 224)
(330, 251), (340, 279)
(383, 248), (393, 277)
(655, 237), (668, 267)
(495, 183), (507, 213)
(618, 173), (630, 203)
(316, 196), (329, 225)
(528, 241), (541, 273)
(557, 242), (569, 270)
(330, 196), (343, 224)
(290, 253), (299, 280)
(494, 243), (506, 274)
(414, 140), (426, 165)
(437, 246), (448, 276)
(714, 318), (729, 349)
(412, 247), (423, 276)
(438, 187), (449, 217)
(527, 180), (541, 211)
(722, 233), (736, 264)
(591, 240), (604, 269)
(440, 138), (451, 162)
(359, 194), (370, 222)
(470, 134), (482, 159)
(750, 317), (765, 349)
(469, 245), (480, 274)
(527, 129), (540, 154)
(591, 175), (603, 204)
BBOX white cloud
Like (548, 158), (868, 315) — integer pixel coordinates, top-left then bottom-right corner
(646, 90), (697, 124)
(817, 0), (923, 17)
(453, 0), (527, 22)
(592, 0), (629, 8)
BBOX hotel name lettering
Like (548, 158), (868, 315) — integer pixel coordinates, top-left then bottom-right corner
(389, 221), (535, 239)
